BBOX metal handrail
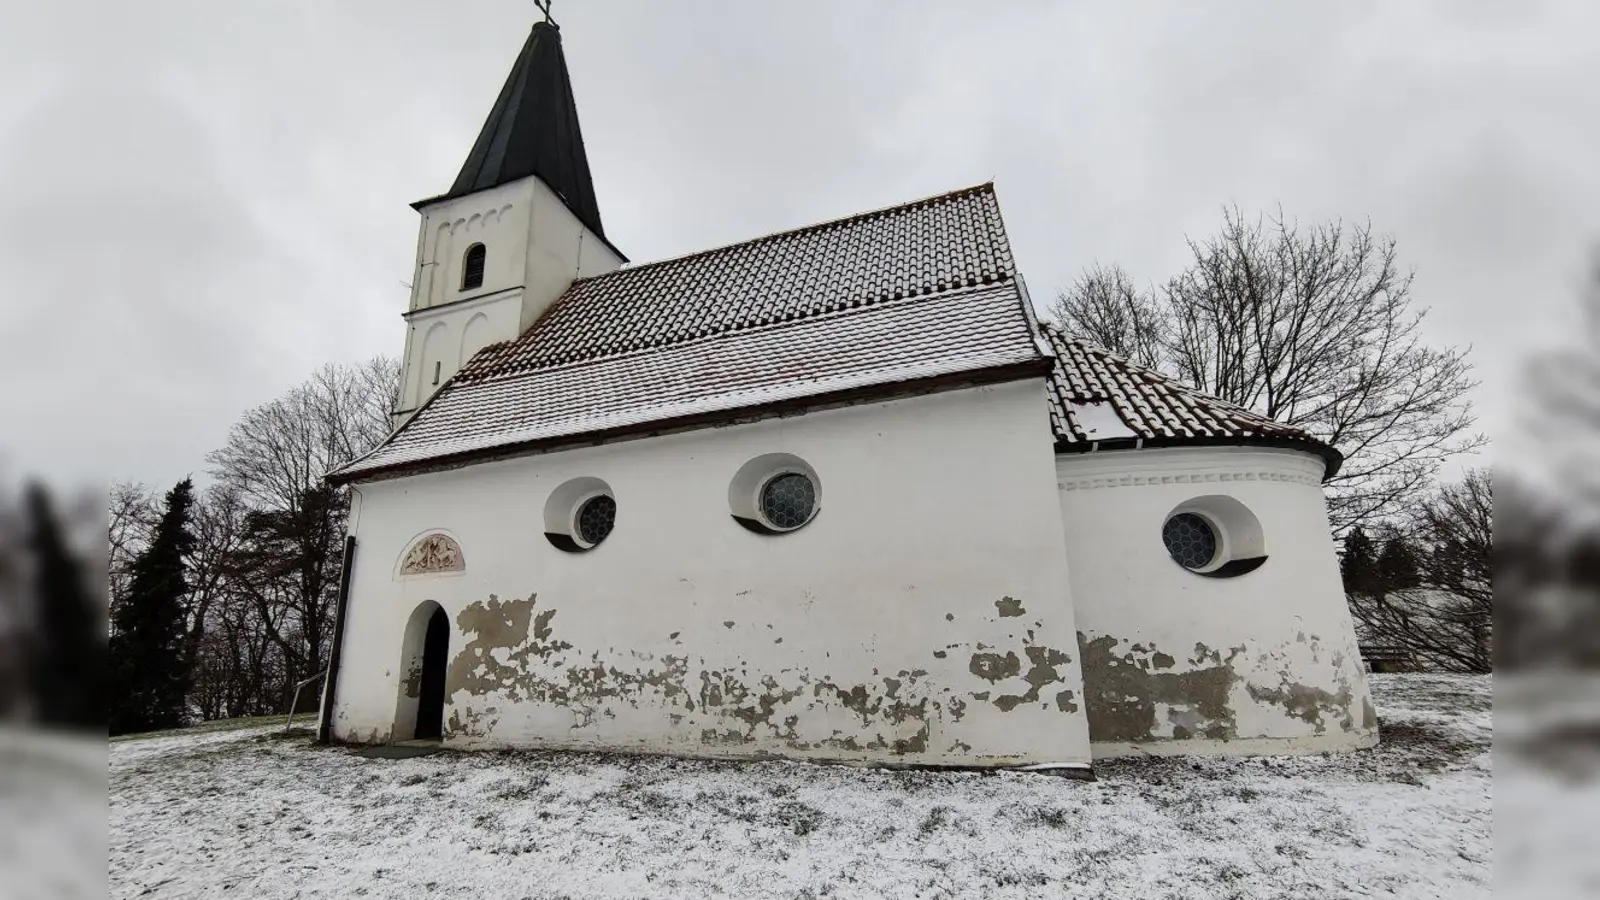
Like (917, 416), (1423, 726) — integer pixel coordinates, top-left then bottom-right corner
(284, 670), (327, 732)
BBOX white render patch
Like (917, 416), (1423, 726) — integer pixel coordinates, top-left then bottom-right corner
(1066, 399), (1138, 441)
(108, 675), (1491, 900)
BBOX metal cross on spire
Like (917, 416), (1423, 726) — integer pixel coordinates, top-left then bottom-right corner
(533, 0), (556, 26)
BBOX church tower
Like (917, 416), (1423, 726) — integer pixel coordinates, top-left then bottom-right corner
(392, 17), (626, 426)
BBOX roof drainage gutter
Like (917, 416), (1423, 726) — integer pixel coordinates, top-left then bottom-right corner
(316, 534), (357, 744)
(331, 356), (1056, 486)
(1055, 435), (1343, 481)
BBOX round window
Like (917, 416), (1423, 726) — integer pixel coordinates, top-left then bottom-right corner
(575, 494), (616, 547)
(1163, 512), (1218, 571)
(759, 472), (816, 530)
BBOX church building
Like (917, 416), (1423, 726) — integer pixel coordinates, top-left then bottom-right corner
(321, 18), (1377, 769)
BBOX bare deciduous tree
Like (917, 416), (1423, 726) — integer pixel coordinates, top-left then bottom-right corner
(99, 359), (399, 723)
(1051, 264), (1165, 370)
(1053, 208), (1483, 532)
(109, 480), (159, 614)
(206, 358), (398, 513)
(1344, 469), (1492, 673)
(1417, 469), (1492, 612)
(204, 357), (398, 690)
(183, 486), (250, 671)
(189, 581), (286, 720)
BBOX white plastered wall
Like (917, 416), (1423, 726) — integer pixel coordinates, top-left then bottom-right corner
(330, 379), (1093, 767)
(1055, 445), (1378, 758)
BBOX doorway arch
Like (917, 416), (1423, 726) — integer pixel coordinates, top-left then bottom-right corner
(394, 601), (451, 741)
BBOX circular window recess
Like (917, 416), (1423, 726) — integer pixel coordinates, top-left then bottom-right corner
(544, 476), (616, 552)
(1161, 495), (1267, 578)
(729, 453), (821, 535)
(575, 494), (616, 545)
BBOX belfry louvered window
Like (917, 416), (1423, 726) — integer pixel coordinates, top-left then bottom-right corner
(461, 243), (486, 291)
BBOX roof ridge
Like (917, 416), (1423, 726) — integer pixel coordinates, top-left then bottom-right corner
(461, 279), (1021, 386)
(569, 181), (1000, 288)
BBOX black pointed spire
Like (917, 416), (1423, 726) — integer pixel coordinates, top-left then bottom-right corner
(436, 20), (606, 239)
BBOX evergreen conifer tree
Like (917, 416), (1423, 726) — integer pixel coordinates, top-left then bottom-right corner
(1340, 527), (1379, 596)
(24, 483), (106, 729)
(1377, 535), (1423, 592)
(109, 478), (196, 735)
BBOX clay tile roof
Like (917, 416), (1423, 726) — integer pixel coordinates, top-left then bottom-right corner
(1042, 323), (1341, 478)
(459, 182), (1019, 378)
(331, 183), (1052, 482)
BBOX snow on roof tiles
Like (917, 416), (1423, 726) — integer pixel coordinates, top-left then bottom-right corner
(332, 184), (1047, 482)
(1042, 324), (1341, 476)
(330, 181), (1338, 484)
(462, 183), (1017, 378)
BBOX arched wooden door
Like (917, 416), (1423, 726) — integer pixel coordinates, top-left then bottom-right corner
(414, 607), (449, 740)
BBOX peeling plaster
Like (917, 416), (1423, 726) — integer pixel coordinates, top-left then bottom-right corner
(1241, 635), (1365, 735)
(992, 646), (1075, 711)
(401, 660), (424, 699)
(1245, 678), (1356, 735)
(968, 652), (1021, 683)
(447, 593), (574, 701)
(964, 630), (1077, 715)
(1077, 633), (1241, 743)
(994, 596), (1026, 618)
(436, 591), (1019, 759)
(445, 705), (499, 740)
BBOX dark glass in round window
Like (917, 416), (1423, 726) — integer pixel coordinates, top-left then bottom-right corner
(576, 494), (616, 546)
(760, 472), (816, 530)
(1163, 513), (1217, 570)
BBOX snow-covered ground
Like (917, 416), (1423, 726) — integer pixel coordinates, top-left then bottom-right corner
(103, 675), (1498, 899)
(1495, 673), (1600, 900)
(1, 726), (106, 899)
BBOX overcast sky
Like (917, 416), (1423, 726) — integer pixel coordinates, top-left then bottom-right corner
(2, 0), (1595, 490)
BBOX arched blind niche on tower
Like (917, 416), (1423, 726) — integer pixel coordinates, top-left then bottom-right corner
(461, 243), (486, 291)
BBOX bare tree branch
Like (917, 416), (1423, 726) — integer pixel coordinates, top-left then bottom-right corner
(1050, 263), (1165, 369)
(193, 356), (398, 708)
(1050, 208), (1483, 533)
(1343, 469), (1492, 674)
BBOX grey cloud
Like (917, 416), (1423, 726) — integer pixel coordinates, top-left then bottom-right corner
(2, 0), (1594, 487)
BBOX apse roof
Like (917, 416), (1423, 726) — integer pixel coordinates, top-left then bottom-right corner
(1042, 325), (1342, 477)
